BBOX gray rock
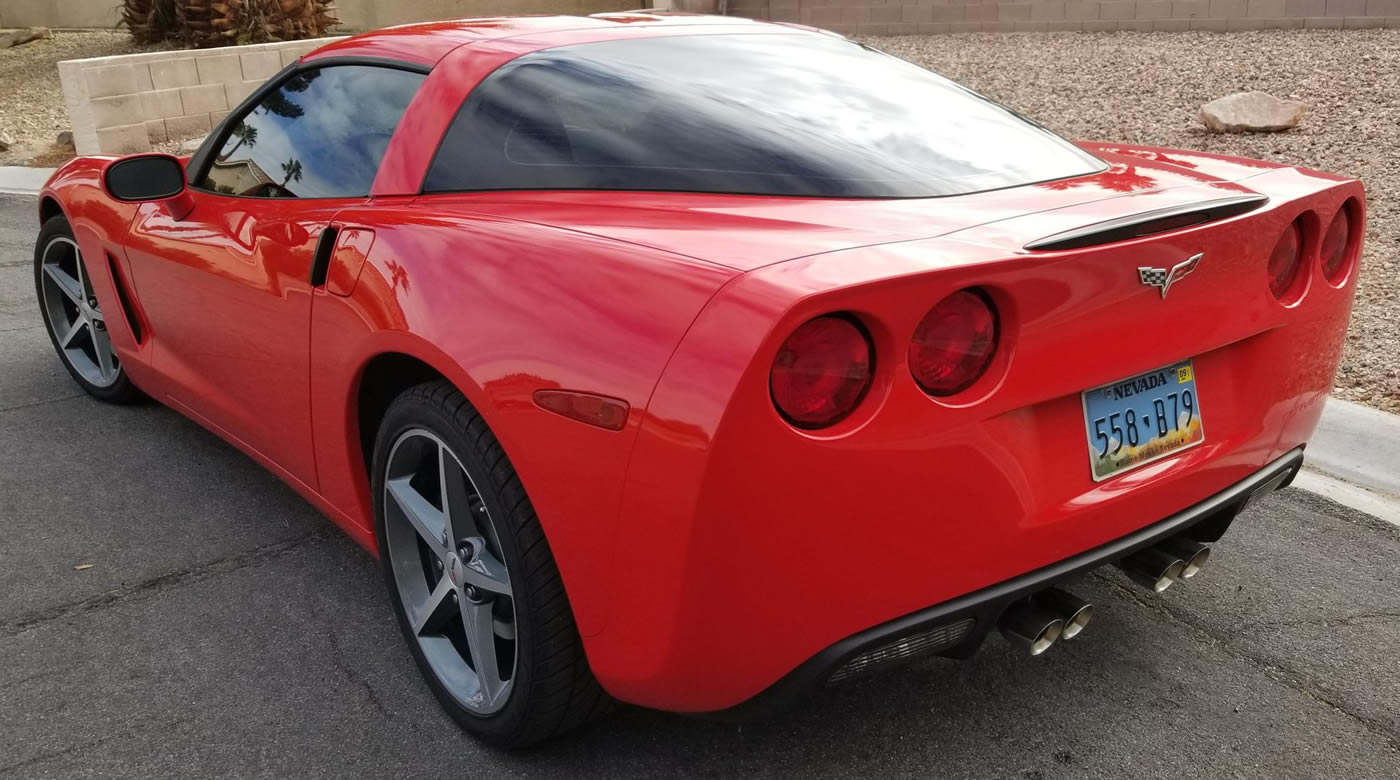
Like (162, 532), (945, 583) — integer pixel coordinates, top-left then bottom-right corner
(56, 130), (73, 148)
(0, 130), (14, 151)
(1200, 91), (1307, 133)
(179, 136), (207, 154)
(0, 27), (51, 49)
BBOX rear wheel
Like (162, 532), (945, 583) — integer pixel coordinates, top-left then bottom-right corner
(34, 215), (143, 404)
(371, 380), (612, 747)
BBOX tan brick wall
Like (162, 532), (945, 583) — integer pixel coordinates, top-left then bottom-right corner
(59, 39), (342, 156)
(691, 0), (1400, 33)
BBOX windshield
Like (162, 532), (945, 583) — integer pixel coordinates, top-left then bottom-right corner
(424, 33), (1103, 198)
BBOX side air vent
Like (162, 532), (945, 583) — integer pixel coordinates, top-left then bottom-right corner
(1024, 194), (1269, 251)
(309, 225), (339, 287)
(107, 253), (145, 344)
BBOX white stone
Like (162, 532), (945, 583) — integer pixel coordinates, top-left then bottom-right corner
(1200, 91), (1307, 133)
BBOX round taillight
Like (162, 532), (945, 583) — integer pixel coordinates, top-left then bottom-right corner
(909, 289), (998, 396)
(770, 315), (873, 429)
(1267, 221), (1304, 300)
(1320, 206), (1352, 283)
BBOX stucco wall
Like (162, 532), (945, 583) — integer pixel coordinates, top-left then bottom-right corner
(0, 0), (637, 30)
(58, 39), (343, 156)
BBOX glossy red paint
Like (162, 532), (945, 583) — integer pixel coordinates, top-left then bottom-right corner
(38, 17), (1364, 714)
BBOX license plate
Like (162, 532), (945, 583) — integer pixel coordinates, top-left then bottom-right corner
(1082, 359), (1205, 481)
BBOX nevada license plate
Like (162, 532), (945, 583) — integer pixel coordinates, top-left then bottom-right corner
(1082, 359), (1204, 482)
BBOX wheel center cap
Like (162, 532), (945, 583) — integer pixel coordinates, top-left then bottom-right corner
(446, 554), (464, 588)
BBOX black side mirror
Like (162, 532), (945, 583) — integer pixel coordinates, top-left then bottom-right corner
(103, 154), (187, 202)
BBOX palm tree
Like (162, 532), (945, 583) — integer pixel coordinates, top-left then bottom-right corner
(279, 158), (304, 190)
(218, 124), (258, 161)
(120, 0), (337, 48)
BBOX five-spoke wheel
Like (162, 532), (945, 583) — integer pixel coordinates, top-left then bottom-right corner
(34, 215), (142, 404)
(383, 428), (517, 714)
(372, 381), (611, 746)
(39, 235), (120, 387)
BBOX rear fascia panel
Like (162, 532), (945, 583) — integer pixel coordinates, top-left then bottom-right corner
(590, 166), (1362, 711)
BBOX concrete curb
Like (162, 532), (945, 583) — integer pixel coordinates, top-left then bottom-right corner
(1305, 398), (1400, 500)
(0, 167), (56, 196)
(1292, 470), (1400, 528)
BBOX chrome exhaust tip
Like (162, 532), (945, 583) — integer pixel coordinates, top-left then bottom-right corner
(1158, 538), (1211, 579)
(998, 601), (1066, 656)
(1032, 587), (1093, 640)
(1118, 547), (1186, 593)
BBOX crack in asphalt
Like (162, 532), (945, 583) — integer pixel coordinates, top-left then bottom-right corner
(1239, 611), (1400, 630)
(1094, 572), (1400, 753)
(0, 732), (129, 776)
(0, 532), (327, 638)
(326, 627), (391, 720)
(0, 393), (86, 414)
(0, 719), (182, 776)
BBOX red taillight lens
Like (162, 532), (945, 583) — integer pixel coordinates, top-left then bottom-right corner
(1267, 221), (1304, 300)
(909, 289), (998, 396)
(770, 315), (873, 429)
(1321, 206), (1352, 283)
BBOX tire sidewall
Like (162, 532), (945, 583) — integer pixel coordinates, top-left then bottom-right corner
(371, 391), (540, 745)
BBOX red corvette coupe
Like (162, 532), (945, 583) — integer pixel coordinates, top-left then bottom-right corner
(36, 13), (1362, 746)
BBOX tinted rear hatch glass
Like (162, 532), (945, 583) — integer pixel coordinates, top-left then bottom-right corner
(424, 33), (1104, 198)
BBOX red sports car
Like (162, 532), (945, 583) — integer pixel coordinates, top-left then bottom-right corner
(35, 13), (1362, 747)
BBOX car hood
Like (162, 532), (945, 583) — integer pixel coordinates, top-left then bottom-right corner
(440, 143), (1290, 271)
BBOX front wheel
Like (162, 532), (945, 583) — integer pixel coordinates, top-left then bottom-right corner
(371, 380), (612, 747)
(34, 215), (143, 404)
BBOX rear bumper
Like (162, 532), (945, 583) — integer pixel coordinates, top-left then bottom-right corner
(711, 447), (1304, 720)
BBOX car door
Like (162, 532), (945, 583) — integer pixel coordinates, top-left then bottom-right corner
(120, 63), (427, 487)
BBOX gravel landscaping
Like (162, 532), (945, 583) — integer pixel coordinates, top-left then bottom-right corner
(0, 31), (162, 165)
(0, 28), (1395, 411)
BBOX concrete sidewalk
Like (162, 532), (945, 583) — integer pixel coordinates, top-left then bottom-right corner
(0, 166), (56, 195)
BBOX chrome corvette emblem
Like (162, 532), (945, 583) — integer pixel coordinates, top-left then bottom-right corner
(1138, 253), (1203, 299)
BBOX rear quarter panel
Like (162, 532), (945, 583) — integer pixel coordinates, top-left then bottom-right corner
(307, 199), (736, 636)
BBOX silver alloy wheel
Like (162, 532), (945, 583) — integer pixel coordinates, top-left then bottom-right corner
(384, 428), (517, 715)
(39, 236), (120, 388)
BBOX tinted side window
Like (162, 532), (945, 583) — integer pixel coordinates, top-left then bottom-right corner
(200, 65), (425, 199)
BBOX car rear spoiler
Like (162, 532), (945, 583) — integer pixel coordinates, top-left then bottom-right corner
(1023, 194), (1269, 251)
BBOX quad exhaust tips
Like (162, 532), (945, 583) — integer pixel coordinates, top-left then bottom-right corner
(1118, 538), (1213, 592)
(998, 601), (1066, 656)
(1032, 587), (1093, 640)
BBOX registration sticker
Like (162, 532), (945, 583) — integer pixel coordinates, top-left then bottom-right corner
(1081, 359), (1205, 481)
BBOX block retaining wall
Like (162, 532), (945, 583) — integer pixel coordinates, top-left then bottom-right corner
(59, 39), (343, 156)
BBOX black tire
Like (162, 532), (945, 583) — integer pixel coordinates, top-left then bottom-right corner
(371, 380), (612, 748)
(34, 215), (145, 404)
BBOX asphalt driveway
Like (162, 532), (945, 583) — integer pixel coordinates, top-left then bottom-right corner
(2, 192), (1398, 778)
